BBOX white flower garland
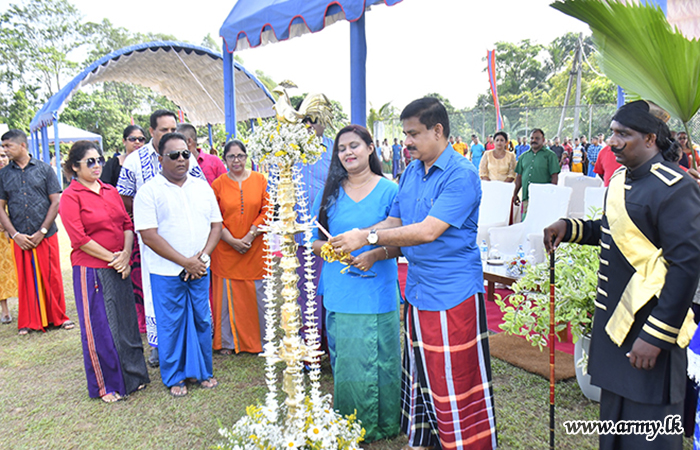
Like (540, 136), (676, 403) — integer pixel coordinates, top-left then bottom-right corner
(247, 119), (325, 166)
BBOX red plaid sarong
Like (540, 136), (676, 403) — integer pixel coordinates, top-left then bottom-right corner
(401, 294), (497, 450)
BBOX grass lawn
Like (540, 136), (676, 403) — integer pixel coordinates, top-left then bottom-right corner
(0, 225), (692, 449)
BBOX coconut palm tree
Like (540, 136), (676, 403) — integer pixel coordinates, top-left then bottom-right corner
(552, 0), (700, 168)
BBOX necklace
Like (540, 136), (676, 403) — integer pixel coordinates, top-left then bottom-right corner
(346, 175), (374, 190)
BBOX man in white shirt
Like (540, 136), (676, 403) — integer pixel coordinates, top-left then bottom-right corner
(134, 132), (222, 397)
(117, 110), (206, 367)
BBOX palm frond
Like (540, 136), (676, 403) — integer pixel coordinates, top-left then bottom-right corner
(551, 0), (700, 122)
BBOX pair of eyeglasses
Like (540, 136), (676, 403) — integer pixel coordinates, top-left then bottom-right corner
(345, 267), (377, 278)
(126, 136), (147, 143)
(165, 150), (191, 160)
(77, 157), (106, 168)
(225, 154), (247, 161)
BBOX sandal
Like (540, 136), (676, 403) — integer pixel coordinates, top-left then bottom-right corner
(101, 392), (122, 403)
(61, 321), (75, 330)
(169, 381), (188, 397)
(218, 349), (233, 356)
(199, 377), (218, 389)
(18, 328), (29, 336)
(136, 384), (148, 392)
(1, 314), (11, 324)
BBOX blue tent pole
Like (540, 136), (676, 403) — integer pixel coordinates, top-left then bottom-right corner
(350, 15), (367, 127)
(617, 0), (666, 107)
(208, 123), (214, 152)
(40, 126), (49, 164)
(53, 118), (62, 186)
(223, 44), (237, 139)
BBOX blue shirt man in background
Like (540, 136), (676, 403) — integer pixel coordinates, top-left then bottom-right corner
(392, 138), (402, 179)
(586, 135), (602, 178)
(470, 134), (485, 171)
(331, 97), (496, 450)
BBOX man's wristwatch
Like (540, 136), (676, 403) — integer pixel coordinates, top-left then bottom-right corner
(367, 229), (379, 245)
(40, 227), (48, 235)
(199, 253), (211, 268)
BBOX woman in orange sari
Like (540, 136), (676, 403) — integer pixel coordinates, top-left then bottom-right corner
(210, 140), (269, 355)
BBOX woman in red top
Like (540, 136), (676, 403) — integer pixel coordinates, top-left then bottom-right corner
(59, 141), (149, 403)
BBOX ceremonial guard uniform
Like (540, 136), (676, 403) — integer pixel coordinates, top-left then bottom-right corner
(560, 153), (700, 449)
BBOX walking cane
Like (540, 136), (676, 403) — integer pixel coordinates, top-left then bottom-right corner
(549, 248), (556, 450)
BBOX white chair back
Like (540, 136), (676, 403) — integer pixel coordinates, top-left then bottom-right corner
(583, 186), (607, 219)
(478, 180), (513, 226)
(564, 175), (603, 218)
(523, 183), (573, 236)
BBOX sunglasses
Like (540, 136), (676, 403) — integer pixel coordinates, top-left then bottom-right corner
(345, 267), (377, 278)
(77, 157), (106, 168)
(165, 150), (191, 160)
(126, 136), (147, 143)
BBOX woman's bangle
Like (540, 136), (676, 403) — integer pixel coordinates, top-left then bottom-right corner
(382, 246), (389, 260)
(11, 231), (19, 240)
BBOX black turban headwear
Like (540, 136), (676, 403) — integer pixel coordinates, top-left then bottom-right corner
(612, 100), (670, 135)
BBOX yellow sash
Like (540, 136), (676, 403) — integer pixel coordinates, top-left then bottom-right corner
(605, 170), (695, 347)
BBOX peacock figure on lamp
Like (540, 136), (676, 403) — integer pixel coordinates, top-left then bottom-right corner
(217, 88), (364, 450)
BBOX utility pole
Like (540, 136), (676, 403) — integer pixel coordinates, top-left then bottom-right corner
(572, 34), (584, 140)
(557, 33), (583, 140)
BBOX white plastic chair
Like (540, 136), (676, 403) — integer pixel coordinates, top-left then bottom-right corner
(488, 183), (572, 263)
(583, 186), (607, 219)
(477, 180), (514, 246)
(564, 175), (603, 218)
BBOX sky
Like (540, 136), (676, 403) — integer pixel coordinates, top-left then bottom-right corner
(0, 0), (591, 114)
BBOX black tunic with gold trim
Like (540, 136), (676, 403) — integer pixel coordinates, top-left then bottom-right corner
(561, 153), (700, 405)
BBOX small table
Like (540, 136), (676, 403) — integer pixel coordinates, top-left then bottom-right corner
(483, 261), (518, 302)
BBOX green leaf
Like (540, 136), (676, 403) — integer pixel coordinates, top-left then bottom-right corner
(551, 0), (700, 122)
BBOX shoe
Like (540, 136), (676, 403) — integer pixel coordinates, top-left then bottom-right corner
(101, 392), (123, 403)
(1, 314), (11, 324)
(199, 377), (218, 389)
(169, 381), (187, 397)
(148, 348), (159, 368)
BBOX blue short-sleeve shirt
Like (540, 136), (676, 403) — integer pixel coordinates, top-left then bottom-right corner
(389, 144), (483, 311)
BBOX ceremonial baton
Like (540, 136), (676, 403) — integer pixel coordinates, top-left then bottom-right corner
(549, 248), (556, 450)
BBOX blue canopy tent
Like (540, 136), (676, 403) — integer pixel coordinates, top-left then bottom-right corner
(29, 41), (276, 185)
(219, 0), (403, 136)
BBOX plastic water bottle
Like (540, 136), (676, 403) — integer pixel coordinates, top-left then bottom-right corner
(517, 245), (525, 259)
(480, 240), (488, 261)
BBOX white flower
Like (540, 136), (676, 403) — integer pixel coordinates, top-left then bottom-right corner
(306, 423), (327, 441)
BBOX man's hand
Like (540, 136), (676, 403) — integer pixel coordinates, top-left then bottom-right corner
(229, 238), (251, 254)
(627, 338), (662, 370)
(14, 233), (35, 251)
(543, 220), (567, 254)
(27, 231), (45, 248)
(512, 195), (521, 206)
(182, 253), (208, 281)
(330, 228), (367, 254)
(351, 251), (378, 272)
(108, 250), (131, 273)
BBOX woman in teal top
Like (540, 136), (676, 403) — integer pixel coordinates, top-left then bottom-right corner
(312, 124), (401, 442)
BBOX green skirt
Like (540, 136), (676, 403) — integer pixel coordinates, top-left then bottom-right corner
(326, 308), (401, 442)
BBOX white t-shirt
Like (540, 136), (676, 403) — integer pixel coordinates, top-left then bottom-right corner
(133, 174), (222, 276)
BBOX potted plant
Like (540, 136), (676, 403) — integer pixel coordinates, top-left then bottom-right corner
(495, 239), (601, 401)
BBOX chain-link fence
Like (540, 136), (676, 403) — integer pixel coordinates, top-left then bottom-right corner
(379, 104), (700, 144)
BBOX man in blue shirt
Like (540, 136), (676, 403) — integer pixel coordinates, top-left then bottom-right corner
(516, 136), (531, 159)
(331, 98), (496, 450)
(392, 138), (402, 179)
(586, 135), (603, 177)
(470, 134), (485, 171)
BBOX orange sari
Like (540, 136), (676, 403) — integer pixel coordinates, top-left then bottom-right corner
(210, 172), (269, 353)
